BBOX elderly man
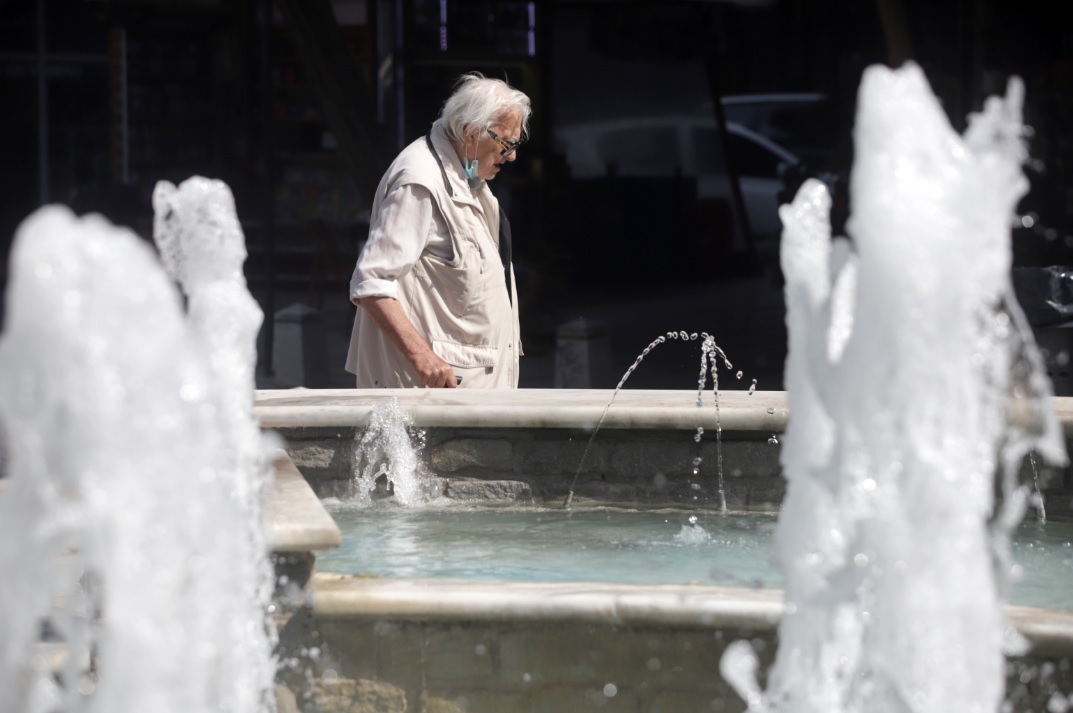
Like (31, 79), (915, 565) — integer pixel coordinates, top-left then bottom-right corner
(345, 72), (531, 388)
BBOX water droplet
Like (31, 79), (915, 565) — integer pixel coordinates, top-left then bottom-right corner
(691, 482), (701, 490)
(766, 407), (775, 414)
(768, 435), (779, 444)
(748, 380), (757, 395)
(690, 333), (698, 340)
(689, 515), (698, 525)
(603, 683), (618, 697)
(679, 331), (689, 340)
(854, 553), (869, 567)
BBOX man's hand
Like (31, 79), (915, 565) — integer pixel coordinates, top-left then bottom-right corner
(357, 296), (458, 388)
(411, 349), (458, 388)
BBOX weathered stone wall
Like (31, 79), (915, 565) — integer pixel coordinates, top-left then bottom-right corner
(277, 609), (776, 713)
(275, 605), (1073, 713)
(275, 423), (1073, 515)
(275, 425), (786, 510)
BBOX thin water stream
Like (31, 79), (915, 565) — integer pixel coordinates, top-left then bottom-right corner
(561, 332), (755, 511)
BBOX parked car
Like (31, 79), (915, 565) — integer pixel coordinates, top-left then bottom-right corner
(722, 92), (852, 242)
(553, 94), (847, 266)
(555, 115), (803, 258)
(720, 92), (835, 170)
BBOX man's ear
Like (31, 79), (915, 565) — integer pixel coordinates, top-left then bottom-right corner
(462, 125), (481, 149)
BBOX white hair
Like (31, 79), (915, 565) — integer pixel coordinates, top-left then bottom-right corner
(439, 72), (532, 143)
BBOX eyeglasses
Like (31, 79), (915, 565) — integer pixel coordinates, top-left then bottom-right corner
(486, 127), (524, 156)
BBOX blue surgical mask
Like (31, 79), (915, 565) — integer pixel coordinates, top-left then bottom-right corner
(462, 141), (480, 181)
(463, 157), (480, 181)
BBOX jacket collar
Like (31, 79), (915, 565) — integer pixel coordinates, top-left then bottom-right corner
(428, 119), (485, 207)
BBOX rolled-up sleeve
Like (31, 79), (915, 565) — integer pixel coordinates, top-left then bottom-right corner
(350, 183), (435, 302)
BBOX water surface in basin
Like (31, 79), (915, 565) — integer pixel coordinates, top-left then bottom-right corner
(317, 503), (1073, 612)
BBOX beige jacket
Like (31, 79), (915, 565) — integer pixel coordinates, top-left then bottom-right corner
(345, 120), (521, 388)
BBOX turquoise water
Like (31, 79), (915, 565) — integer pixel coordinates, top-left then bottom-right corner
(317, 503), (1073, 612)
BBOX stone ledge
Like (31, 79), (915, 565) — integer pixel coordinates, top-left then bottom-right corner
(309, 574), (1073, 656)
(255, 388), (1073, 437)
(310, 574), (783, 630)
(255, 388), (791, 432)
(263, 450), (341, 553)
(1008, 605), (1073, 657)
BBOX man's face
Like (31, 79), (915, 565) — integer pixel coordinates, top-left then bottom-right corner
(467, 111), (523, 182)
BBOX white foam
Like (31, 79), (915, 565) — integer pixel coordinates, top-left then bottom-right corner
(0, 177), (277, 712)
(722, 62), (1068, 712)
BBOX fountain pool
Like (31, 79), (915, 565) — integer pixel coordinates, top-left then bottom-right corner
(260, 64), (1073, 708)
(315, 505), (1073, 613)
(257, 387), (1073, 713)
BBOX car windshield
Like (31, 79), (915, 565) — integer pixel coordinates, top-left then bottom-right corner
(722, 96), (843, 170)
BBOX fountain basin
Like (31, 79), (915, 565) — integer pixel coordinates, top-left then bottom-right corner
(258, 388), (792, 510)
(261, 388), (1073, 713)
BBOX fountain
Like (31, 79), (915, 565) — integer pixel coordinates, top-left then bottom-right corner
(720, 61), (1068, 712)
(256, 61), (1073, 711)
(0, 178), (278, 713)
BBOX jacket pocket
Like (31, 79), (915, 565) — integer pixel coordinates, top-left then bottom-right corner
(432, 339), (499, 368)
(412, 255), (481, 318)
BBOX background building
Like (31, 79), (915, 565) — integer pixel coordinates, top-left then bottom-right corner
(2, 0), (1072, 387)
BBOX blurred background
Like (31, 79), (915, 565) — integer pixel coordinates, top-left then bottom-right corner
(2, 0), (1072, 391)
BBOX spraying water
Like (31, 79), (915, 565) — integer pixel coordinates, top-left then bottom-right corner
(720, 62), (1067, 712)
(349, 397), (433, 506)
(561, 331), (748, 509)
(153, 177), (273, 509)
(0, 183), (277, 712)
(152, 177), (279, 710)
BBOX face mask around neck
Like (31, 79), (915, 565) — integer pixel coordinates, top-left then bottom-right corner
(462, 137), (480, 181)
(463, 156), (480, 181)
